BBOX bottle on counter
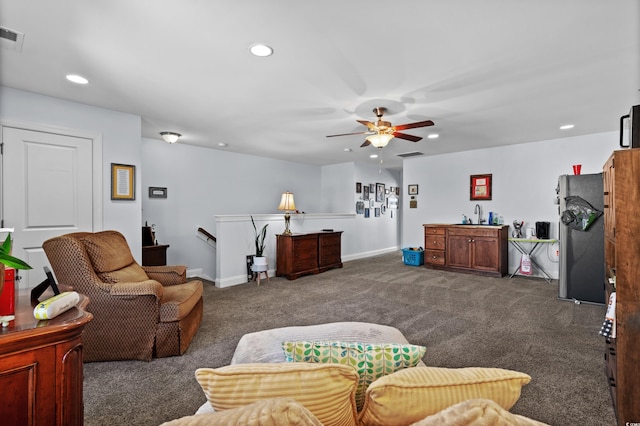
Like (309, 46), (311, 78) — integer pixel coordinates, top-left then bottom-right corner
(488, 212), (493, 225)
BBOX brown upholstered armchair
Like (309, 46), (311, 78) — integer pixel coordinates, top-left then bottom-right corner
(43, 230), (203, 362)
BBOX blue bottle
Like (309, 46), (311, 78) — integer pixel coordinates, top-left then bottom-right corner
(488, 212), (493, 225)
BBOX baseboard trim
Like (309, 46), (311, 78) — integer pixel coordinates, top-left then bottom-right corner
(214, 247), (400, 288)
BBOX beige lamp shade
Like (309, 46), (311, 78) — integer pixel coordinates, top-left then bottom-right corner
(278, 192), (296, 211)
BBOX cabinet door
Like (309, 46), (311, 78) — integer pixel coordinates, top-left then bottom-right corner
(447, 234), (472, 268)
(0, 346), (56, 425)
(471, 237), (500, 271)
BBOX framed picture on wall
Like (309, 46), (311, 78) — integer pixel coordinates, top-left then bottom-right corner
(470, 174), (492, 200)
(363, 186), (369, 200)
(408, 184), (418, 195)
(356, 182), (362, 193)
(375, 183), (385, 202)
(111, 163), (136, 200)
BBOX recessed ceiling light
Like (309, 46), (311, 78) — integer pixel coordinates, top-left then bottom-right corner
(343, 148), (352, 152)
(218, 143), (228, 147)
(560, 124), (575, 130)
(249, 44), (273, 57)
(427, 134), (439, 139)
(370, 154), (378, 159)
(66, 74), (89, 85)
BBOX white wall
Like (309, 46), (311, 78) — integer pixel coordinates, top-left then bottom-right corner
(0, 86), (143, 256)
(141, 138), (323, 280)
(402, 131), (619, 279)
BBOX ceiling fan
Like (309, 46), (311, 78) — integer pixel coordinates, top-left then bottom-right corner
(326, 107), (434, 148)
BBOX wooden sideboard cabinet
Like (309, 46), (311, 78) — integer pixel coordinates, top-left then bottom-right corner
(276, 231), (343, 280)
(602, 148), (640, 425)
(423, 224), (508, 277)
(0, 290), (92, 426)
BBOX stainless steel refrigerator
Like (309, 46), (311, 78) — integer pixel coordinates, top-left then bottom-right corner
(557, 173), (605, 304)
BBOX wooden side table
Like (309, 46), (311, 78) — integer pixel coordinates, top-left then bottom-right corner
(142, 244), (170, 266)
(0, 290), (92, 425)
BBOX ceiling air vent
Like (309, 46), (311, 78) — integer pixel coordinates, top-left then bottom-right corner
(0, 27), (25, 52)
(396, 151), (424, 158)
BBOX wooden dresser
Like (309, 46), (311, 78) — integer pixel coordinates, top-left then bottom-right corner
(603, 148), (640, 425)
(0, 290), (92, 426)
(276, 231), (343, 280)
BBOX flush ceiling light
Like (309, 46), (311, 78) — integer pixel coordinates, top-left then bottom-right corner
(427, 134), (439, 139)
(370, 154), (379, 159)
(160, 132), (181, 143)
(66, 74), (89, 85)
(218, 142), (228, 147)
(560, 124), (575, 130)
(249, 43), (273, 57)
(344, 148), (352, 152)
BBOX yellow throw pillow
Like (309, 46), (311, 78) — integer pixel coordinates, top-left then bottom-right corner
(358, 366), (532, 426)
(282, 341), (426, 411)
(195, 363), (358, 426)
(160, 397), (323, 426)
(410, 398), (548, 426)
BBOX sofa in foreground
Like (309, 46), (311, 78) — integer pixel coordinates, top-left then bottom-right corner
(163, 322), (547, 426)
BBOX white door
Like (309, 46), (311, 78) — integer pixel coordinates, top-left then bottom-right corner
(1, 126), (96, 289)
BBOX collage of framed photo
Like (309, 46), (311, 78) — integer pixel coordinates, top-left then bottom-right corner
(355, 181), (398, 218)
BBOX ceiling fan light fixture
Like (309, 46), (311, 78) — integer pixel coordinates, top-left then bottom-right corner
(366, 133), (394, 148)
(160, 132), (181, 143)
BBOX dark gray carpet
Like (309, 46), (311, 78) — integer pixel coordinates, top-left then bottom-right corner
(83, 253), (615, 426)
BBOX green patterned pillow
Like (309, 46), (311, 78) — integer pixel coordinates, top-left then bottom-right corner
(282, 341), (426, 411)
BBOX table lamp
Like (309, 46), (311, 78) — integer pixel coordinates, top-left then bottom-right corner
(278, 192), (296, 235)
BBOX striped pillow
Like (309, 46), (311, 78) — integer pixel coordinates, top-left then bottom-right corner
(195, 363), (358, 426)
(358, 366), (531, 426)
(282, 341), (426, 411)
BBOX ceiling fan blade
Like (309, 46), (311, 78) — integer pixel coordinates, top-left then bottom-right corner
(360, 140), (371, 147)
(393, 120), (434, 131)
(326, 131), (368, 138)
(393, 132), (422, 142)
(356, 120), (378, 131)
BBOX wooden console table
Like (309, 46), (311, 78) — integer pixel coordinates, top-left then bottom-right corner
(0, 290), (92, 425)
(142, 244), (169, 266)
(276, 231), (343, 280)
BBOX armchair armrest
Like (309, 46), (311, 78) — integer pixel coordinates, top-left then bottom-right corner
(109, 279), (164, 299)
(143, 265), (187, 286)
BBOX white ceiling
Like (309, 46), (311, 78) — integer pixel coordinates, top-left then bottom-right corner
(1, 1), (638, 169)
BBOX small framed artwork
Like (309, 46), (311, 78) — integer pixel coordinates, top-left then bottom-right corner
(470, 174), (492, 200)
(395, 187), (400, 195)
(381, 204), (387, 214)
(369, 183), (375, 193)
(363, 186), (370, 200)
(149, 187), (167, 198)
(369, 198), (375, 208)
(111, 163), (136, 200)
(364, 208), (370, 218)
(356, 182), (362, 193)
(374, 207), (380, 217)
(376, 183), (385, 202)
(408, 184), (418, 195)
(356, 201), (365, 214)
